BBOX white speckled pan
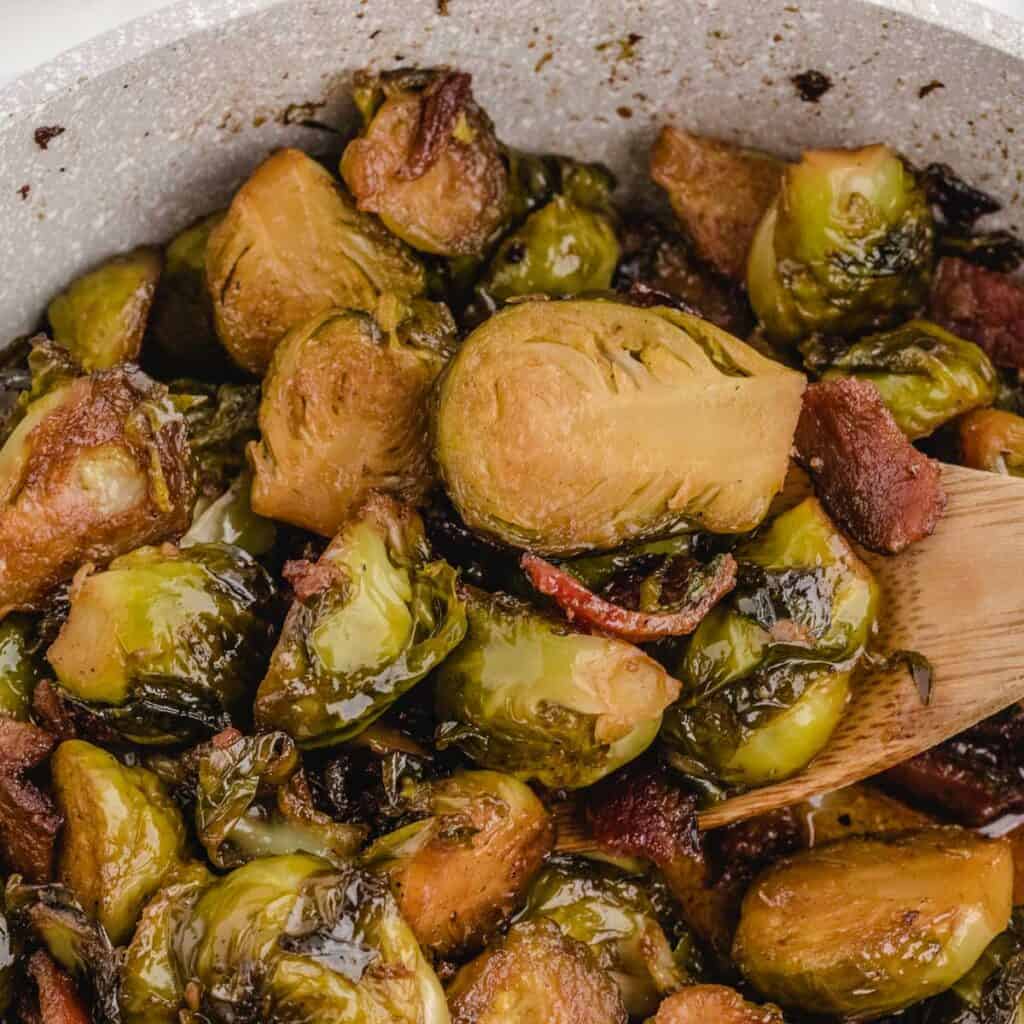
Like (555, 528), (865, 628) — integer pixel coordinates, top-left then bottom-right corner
(0, 0), (1022, 342)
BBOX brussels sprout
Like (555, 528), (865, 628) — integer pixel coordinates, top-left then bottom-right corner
(434, 588), (681, 789)
(732, 828), (1013, 1019)
(959, 408), (1024, 477)
(207, 148), (425, 374)
(646, 986), (783, 1024)
(146, 211), (231, 375)
(434, 299), (806, 555)
(195, 730), (365, 868)
(819, 320), (998, 439)
(341, 68), (509, 256)
(364, 769), (553, 956)
(0, 903), (16, 1016)
(256, 495), (466, 747)
(0, 614), (39, 719)
(184, 470), (276, 557)
(249, 299), (455, 536)
(179, 854), (449, 1023)
(0, 365), (194, 615)
(517, 857), (686, 1017)
(47, 543), (274, 744)
(748, 144), (934, 343)
(662, 497), (878, 787)
(51, 739), (187, 944)
(447, 918), (627, 1024)
(119, 861), (213, 1024)
(48, 246), (162, 370)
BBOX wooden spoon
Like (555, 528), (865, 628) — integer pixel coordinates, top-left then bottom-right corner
(699, 462), (1024, 829)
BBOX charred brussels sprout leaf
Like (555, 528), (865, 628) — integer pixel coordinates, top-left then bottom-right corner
(447, 917), (627, 1024)
(183, 469), (276, 557)
(0, 366), (195, 615)
(748, 145), (934, 343)
(433, 299), (806, 555)
(0, 614), (40, 719)
(662, 497), (878, 787)
(52, 739), (187, 944)
(364, 769), (553, 956)
(732, 828), (1013, 1019)
(819, 319), (997, 439)
(47, 543), (274, 744)
(48, 246), (162, 371)
(256, 496), (466, 747)
(434, 589), (681, 789)
(959, 408), (1024, 477)
(517, 857), (686, 1018)
(207, 148), (425, 374)
(250, 299), (455, 537)
(196, 730), (365, 868)
(342, 68), (509, 257)
(646, 986), (783, 1024)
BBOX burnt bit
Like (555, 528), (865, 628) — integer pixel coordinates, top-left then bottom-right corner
(616, 105), (634, 119)
(918, 79), (945, 99)
(924, 162), (1001, 229)
(437, 0), (450, 13)
(534, 51), (553, 73)
(33, 125), (65, 150)
(401, 70), (472, 180)
(17, 184), (30, 200)
(369, 29), (382, 40)
(791, 69), (832, 102)
(278, 100), (335, 133)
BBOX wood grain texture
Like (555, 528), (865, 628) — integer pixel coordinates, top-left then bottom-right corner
(699, 463), (1024, 829)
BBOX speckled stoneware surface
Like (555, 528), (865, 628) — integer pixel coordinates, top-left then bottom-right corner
(1, 0), (1022, 340)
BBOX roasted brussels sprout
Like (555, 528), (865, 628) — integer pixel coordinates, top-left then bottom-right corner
(959, 408), (1024, 476)
(434, 299), (806, 555)
(256, 495), (466, 746)
(662, 497), (878, 787)
(818, 320), (998, 439)
(748, 144), (934, 343)
(47, 246), (162, 370)
(364, 769), (553, 956)
(517, 857), (686, 1017)
(183, 469), (276, 556)
(178, 854), (449, 1023)
(647, 986), (783, 1024)
(434, 588), (681, 789)
(0, 903), (16, 1016)
(195, 729), (365, 868)
(448, 917), (627, 1023)
(732, 828), (1013, 1019)
(51, 739), (186, 944)
(47, 543), (274, 744)
(0, 615), (39, 719)
(0, 365), (194, 615)
(206, 147), (426, 373)
(249, 299), (455, 536)
(341, 68), (509, 256)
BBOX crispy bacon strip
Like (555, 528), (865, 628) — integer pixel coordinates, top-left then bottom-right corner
(795, 378), (946, 554)
(521, 553), (737, 642)
(0, 718), (62, 881)
(930, 257), (1024, 369)
(26, 952), (90, 1024)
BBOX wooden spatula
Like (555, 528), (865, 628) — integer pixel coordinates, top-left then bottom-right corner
(699, 462), (1024, 830)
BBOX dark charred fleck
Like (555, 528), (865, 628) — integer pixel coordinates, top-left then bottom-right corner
(616, 105), (634, 119)
(437, 0), (450, 13)
(505, 241), (526, 264)
(33, 125), (65, 150)
(17, 184), (30, 200)
(535, 51), (553, 73)
(369, 29), (381, 40)
(918, 80), (945, 99)
(924, 162), (1001, 229)
(791, 70), (833, 102)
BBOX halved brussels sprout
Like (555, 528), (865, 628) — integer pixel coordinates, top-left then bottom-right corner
(0, 366), (194, 615)
(48, 247), (162, 370)
(819, 319), (998, 439)
(47, 542), (274, 744)
(364, 769), (553, 956)
(195, 730), (365, 868)
(732, 828), (1013, 1019)
(959, 408), (1024, 476)
(52, 739), (187, 944)
(341, 68), (509, 256)
(249, 299), (455, 536)
(517, 857), (686, 1018)
(433, 299), (806, 555)
(0, 615), (39, 719)
(662, 497), (878, 787)
(179, 854), (449, 1023)
(447, 918), (627, 1023)
(256, 495), (466, 747)
(183, 469), (276, 556)
(647, 986), (783, 1024)
(748, 145), (934, 343)
(206, 148), (425, 373)
(434, 588), (681, 789)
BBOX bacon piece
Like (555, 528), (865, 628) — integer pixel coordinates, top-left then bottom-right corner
(282, 558), (343, 602)
(402, 70), (473, 180)
(794, 378), (946, 554)
(0, 718), (62, 881)
(929, 257), (1024, 369)
(25, 952), (90, 1024)
(521, 553), (737, 642)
